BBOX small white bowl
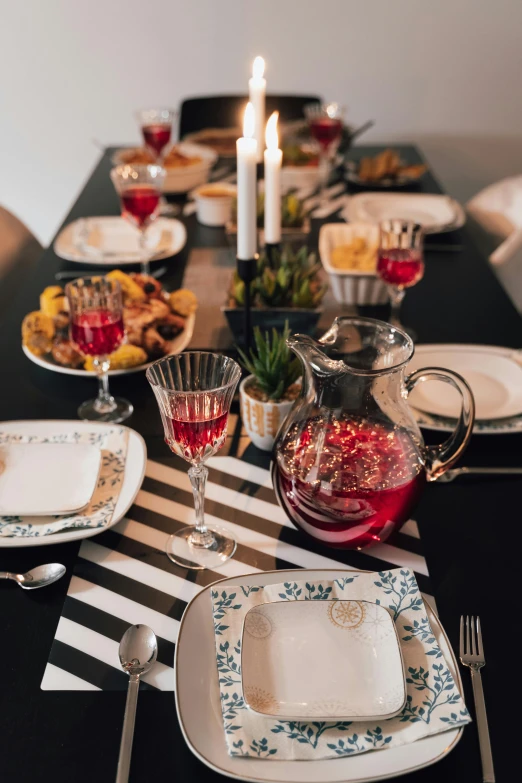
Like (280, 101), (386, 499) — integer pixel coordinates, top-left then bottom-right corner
(241, 599), (406, 722)
(193, 183), (236, 227)
(162, 143), (218, 193)
(319, 222), (388, 306)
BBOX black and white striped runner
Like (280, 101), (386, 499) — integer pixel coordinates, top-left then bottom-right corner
(41, 433), (431, 692)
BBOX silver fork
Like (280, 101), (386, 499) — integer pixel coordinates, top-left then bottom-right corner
(460, 616), (495, 782)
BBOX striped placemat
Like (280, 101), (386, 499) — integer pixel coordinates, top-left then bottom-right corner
(41, 422), (431, 693)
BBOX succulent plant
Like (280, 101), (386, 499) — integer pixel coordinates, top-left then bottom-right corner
(238, 322), (301, 401)
(229, 244), (326, 310)
(232, 193), (308, 229)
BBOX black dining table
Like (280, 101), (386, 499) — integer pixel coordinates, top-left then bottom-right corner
(0, 145), (519, 783)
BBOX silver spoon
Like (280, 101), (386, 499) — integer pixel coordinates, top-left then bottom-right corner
(116, 624), (158, 783)
(0, 563), (66, 589)
(436, 466), (522, 483)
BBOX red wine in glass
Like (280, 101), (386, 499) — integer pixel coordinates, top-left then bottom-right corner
(309, 117), (343, 151)
(142, 123), (172, 158)
(164, 407), (229, 463)
(71, 310), (124, 356)
(121, 185), (160, 229)
(377, 249), (424, 287)
(273, 415), (426, 549)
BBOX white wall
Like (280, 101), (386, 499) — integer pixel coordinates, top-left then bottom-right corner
(2, 0), (522, 245)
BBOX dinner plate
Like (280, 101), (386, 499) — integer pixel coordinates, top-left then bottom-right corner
(54, 216), (187, 265)
(22, 311), (195, 377)
(408, 344), (522, 420)
(0, 443), (101, 516)
(175, 568), (463, 783)
(241, 600), (405, 722)
(411, 406), (522, 435)
(0, 421), (146, 548)
(344, 193), (465, 234)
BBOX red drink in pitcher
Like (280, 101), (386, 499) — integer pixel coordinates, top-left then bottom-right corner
(273, 415), (426, 549)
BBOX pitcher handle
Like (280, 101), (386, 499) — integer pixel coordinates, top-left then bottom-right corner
(405, 366), (475, 481)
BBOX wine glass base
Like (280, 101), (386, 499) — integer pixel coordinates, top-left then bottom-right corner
(78, 397), (133, 423)
(166, 525), (237, 570)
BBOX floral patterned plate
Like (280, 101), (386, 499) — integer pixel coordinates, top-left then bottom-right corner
(175, 569), (464, 783)
(0, 421), (146, 548)
(241, 600), (405, 722)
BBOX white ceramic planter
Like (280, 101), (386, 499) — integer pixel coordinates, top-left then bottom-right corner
(239, 376), (296, 451)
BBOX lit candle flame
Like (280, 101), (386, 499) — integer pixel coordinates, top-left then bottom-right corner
(265, 111), (279, 150)
(243, 102), (255, 139)
(252, 56), (265, 81)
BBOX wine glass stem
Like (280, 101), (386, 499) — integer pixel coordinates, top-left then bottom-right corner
(319, 152), (330, 199)
(93, 356), (116, 413)
(188, 465), (214, 548)
(139, 231), (150, 275)
(388, 286), (406, 326)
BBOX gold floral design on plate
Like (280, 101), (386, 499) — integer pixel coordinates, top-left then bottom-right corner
(244, 686), (279, 714)
(327, 600), (366, 629)
(244, 610), (273, 639)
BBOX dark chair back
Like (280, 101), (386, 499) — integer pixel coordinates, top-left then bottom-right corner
(179, 94), (321, 139)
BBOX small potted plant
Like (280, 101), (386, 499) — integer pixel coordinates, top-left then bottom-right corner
(227, 192), (311, 243)
(223, 244), (327, 343)
(238, 323), (301, 451)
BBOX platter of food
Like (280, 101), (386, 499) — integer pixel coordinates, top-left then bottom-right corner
(112, 143), (217, 193)
(21, 271), (197, 377)
(183, 128), (240, 157)
(345, 148), (428, 187)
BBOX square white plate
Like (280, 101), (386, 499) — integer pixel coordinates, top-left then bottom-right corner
(242, 600), (405, 722)
(0, 421), (146, 546)
(175, 569), (464, 783)
(0, 443), (101, 516)
(408, 344), (522, 420)
(344, 193), (465, 233)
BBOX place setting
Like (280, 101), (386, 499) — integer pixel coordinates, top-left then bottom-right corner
(3, 25), (517, 783)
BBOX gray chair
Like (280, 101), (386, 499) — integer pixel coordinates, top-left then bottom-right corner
(0, 206), (42, 317)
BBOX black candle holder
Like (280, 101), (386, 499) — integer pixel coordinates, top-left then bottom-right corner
(236, 255), (258, 353)
(264, 242), (281, 269)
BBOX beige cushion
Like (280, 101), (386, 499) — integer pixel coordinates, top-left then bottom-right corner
(0, 206), (42, 312)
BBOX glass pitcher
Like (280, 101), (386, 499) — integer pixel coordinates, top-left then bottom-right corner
(272, 316), (475, 550)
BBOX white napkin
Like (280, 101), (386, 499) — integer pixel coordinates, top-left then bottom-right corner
(73, 218), (169, 260)
(211, 569), (470, 760)
(0, 427), (128, 537)
(467, 175), (522, 239)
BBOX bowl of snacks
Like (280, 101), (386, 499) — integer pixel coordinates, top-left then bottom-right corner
(112, 143), (217, 193)
(193, 183), (237, 227)
(345, 149), (428, 188)
(318, 222), (387, 305)
(280, 144), (321, 191)
(21, 271), (198, 376)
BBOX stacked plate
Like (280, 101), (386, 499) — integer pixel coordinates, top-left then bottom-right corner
(176, 569), (467, 783)
(408, 344), (522, 434)
(344, 193), (465, 234)
(0, 420), (146, 547)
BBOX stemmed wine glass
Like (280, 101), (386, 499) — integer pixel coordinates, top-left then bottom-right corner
(146, 352), (241, 570)
(377, 219), (425, 338)
(304, 102), (345, 199)
(66, 277), (133, 422)
(110, 163), (165, 275)
(136, 108), (176, 161)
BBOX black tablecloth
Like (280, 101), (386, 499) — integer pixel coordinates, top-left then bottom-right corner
(0, 145), (520, 782)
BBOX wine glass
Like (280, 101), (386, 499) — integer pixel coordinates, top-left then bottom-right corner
(110, 163), (165, 275)
(136, 108), (176, 161)
(66, 277), (133, 423)
(304, 102), (345, 199)
(146, 352), (241, 570)
(377, 220), (425, 338)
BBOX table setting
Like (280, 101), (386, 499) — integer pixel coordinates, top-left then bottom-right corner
(2, 51), (519, 783)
